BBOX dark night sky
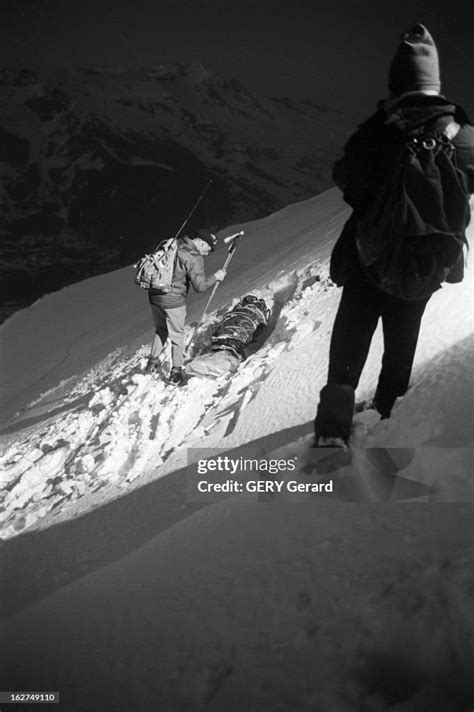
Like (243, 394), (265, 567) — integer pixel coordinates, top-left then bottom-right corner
(1, 0), (473, 114)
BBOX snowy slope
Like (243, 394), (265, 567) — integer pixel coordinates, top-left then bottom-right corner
(1, 188), (473, 539)
(1, 188), (473, 711)
(0, 189), (347, 423)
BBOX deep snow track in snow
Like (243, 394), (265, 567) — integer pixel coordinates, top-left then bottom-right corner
(2, 191), (473, 538)
(0, 264), (332, 538)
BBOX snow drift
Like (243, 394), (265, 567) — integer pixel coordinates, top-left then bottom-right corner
(0, 188), (473, 711)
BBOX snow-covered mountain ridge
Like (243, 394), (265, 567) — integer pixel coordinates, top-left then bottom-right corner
(0, 63), (354, 315)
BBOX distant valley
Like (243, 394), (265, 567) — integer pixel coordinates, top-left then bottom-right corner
(0, 62), (355, 320)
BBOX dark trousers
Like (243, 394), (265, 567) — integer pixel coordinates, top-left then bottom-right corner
(315, 280), (429, 440)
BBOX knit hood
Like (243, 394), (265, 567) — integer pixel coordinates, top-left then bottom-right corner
(388, 24), (441, 96)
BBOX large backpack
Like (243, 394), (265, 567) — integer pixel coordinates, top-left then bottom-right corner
(134, 238), (178, 291)
(355, 116), (470, 301)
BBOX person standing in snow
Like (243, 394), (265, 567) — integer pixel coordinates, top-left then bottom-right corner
(146, 228), (226, 384)
(314, 24), (474, 447)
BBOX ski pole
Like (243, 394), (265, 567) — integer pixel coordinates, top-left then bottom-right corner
(186, 231), (244, 353)
(153, 178), (213, 251)
(201, 231), (244, 315)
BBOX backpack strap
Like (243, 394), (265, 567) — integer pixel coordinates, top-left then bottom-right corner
(386, 109), (458, 137)
(443, 121), (460, 141)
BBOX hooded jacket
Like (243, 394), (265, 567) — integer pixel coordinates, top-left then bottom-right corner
(330, 95), (474, 288)
(148, 236), (217, 308)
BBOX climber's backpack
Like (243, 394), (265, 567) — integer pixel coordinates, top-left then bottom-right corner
(134, 238), (178, 291)
(355, 116), (470, 301)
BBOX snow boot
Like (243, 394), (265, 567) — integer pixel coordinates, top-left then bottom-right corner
(168, 367), (184, 386)
(315, 435), (348, 449)
(146, 356), (161, 374)
(303, 442), (352, 476)
(314, 383), (355, 446)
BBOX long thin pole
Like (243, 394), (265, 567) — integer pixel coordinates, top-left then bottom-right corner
(200, 248), (235, 316)
(166, 179), (213, 248)
(186, 232), (244, 355)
